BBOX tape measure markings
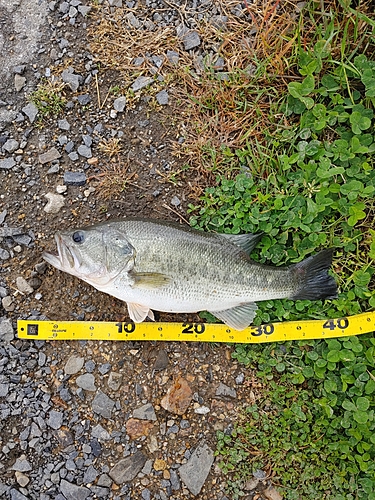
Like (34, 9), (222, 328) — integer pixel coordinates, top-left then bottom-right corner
(17, 311), (375, 343)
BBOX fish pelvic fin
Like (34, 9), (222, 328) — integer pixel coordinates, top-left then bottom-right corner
(127, 302), (154, 323)
(132, 272), (171, 289)
(291, 248), (338, 301)
(210, 302), (258, 331)
(219, 232), (263, 254)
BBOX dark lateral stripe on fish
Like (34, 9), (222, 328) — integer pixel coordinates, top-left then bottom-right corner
(291, 248), (338, 301)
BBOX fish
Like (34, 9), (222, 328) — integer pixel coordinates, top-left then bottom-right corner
(42, 218), (338, 330)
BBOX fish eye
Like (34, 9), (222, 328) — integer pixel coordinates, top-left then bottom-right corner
(72, 231), (85, 244)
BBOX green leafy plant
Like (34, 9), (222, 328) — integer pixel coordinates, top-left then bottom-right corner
(29, 80), (67, 118)
(189, 2), (375, 499)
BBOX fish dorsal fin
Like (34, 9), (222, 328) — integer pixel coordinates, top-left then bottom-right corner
(219, 233), (263, 254)
(209, 303), (258, 330)
(133, 272), (171, 289)
(127, 302), (155, 322)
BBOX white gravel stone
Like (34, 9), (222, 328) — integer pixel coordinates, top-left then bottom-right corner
(43, 192), (65, 214)
(16, 277), (34, 295)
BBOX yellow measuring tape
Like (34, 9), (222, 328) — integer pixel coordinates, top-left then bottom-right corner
(17, 311), (375, 343)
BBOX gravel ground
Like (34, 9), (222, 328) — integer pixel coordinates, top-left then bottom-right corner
(0, 0), (282, 498)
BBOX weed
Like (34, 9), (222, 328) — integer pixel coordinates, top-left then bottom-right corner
(29, 80), (67, 117)
(98, 137), (123, 158)
(89, 162), (136, 200)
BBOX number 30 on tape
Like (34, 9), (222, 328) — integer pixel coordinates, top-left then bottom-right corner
(17, 311), (375, 343)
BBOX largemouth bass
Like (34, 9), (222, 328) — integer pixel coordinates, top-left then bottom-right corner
(43, 218), (337, 330)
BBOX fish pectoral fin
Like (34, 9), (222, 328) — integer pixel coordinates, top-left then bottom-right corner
(209, 303), (258, 331)
(219, 233), (263, 254)
(127, 302), (154, 323)
(132, 272), (171, 289)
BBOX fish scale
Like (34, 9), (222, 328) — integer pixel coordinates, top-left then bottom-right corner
(42, 218), (338, 330)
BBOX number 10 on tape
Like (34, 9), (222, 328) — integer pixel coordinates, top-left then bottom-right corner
(17, 311), (375, 343)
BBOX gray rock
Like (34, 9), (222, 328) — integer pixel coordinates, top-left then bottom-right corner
(113, 96), (126, 112)
(64, 356), (84, 375)
(10, 489), (28, 500)
(253, 469), (267, 479)
(178, 441), (214, 495)
(235, 373), (245, 385)
(13, 234), (32, 246)
(58, 119), (70, 131)
(47, 164), (60, 174)
(215, 382), (237, 398)
(65, 141), (75, 153)
(109, 451), (147, 483)
(0, 158), (16, 170)
(131, 76), (154, 91)
(22, 103), (39, 123)
(16, 277), (34, 295)
(43, 193), (65, 214)
(141, 489), (151, 500)
(91, 424), (111, 441)
(62, 69), (81, 92)
(60, 479), (90, 500)
(39, 147), (61, 164)
(126, 12), (140, 28)
(152, 349), (169, 371)
(77, 145), (92, 158)
(83, 465), (98, 483)
(64, 171), (87, 186)
(92, 390), (115, 418)
(210, 15), (228, 29)
(156, 90), (169, 105)
(47, 410), (64, 429)
(69, 6), (78, 17)
(12, 456), (32, 472)
(171, 196), (180, 207)
(177, 25), (201, 50)
(14, 75), (26, 92)
(78, 5), (92, 16)
(97, 474), (112, 487)
(77, 94), (91, 105)
(0, 383), (9, 397)
(85, 360), (96, 372)
(170, 469), (180, 490)
(0, 209), (7, 223)
(76, 373), (96, 392)
(0, 248), (10, 260)
(133, 403), (157, 421)
(90, 486), (110, 498)
(166, 50), (179, 64)
(98, 363), (111, 375)
(68, 152), (79, 161)
(2, 296), (14, 311)
(3, 139), (19, 153)
(0, 318), (14, 341)
(107, 371), (122, 391)
(81, 135), (92, 148)
(133, 57), (145, 66)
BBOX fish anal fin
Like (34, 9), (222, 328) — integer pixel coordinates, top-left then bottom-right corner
(209, 303), (258, 331)
(132, 272), (171, 289)
(219, 233), (263, 254)
(127, 302), (154, 323)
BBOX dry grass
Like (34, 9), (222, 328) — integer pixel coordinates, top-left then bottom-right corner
(87, 0), (374, 178)
(88, 0), (299, 175)
(98, 137), (124, 158)
(88, 161), (137, 200)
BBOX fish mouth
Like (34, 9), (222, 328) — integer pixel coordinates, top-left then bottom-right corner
(42, 234), (79, 271)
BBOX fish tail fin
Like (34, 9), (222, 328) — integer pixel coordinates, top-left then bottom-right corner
(291, 248), (338, 301)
